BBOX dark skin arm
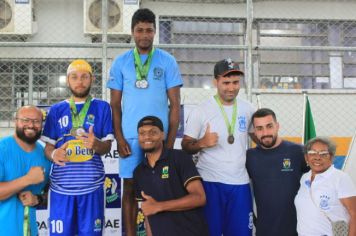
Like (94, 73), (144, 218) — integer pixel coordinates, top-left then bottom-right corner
(165, 86), (181, 149)
(110, 89), (131, 157)
(140, 179), (206, 216)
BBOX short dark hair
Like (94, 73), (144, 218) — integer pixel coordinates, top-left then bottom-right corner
(131, 8), (156, 31)
(251, 108), (277, 126)
(304, 136), (336, 157)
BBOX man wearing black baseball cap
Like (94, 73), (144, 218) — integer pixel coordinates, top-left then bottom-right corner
(182, 59), (256, 236)
(133, 116), (209, 236)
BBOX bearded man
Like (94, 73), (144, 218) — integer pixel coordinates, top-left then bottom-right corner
(0, 105), (50, 236)
(246, 108), (309, 236)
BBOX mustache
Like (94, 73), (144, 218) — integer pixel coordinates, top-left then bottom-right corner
(261, 135), (273, 140)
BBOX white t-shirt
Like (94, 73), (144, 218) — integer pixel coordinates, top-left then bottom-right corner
(295, 165), (356, 236)
(184, 96), (255, 185)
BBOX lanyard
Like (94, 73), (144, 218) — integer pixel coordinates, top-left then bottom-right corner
(23, 206), (30, 236)
(69, 95), (92, 128)
(133, 47), (155, 81)
(214, 95), (237, 137)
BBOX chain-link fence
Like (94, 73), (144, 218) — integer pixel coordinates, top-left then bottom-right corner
(1, 0), (356, 155)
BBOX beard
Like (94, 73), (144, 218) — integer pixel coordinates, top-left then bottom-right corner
(142, 147), (156, 153)
(140, 141), (164, 154)
(259, 135), (278, 149)
(16, 127), (41, 144)
(69, 86), (91, 98)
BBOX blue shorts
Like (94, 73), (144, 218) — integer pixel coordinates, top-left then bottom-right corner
(119, 138), (144, 178)
(48, 187), (105, 236)
(202, 181), (253, 236)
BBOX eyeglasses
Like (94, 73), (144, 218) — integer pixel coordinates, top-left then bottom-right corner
(16, 117), (42, 126)
(307, 150), (330, 159)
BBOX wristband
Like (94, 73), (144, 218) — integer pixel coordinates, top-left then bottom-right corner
(35, 194), (44, 206)
(50, 149), (57, 161)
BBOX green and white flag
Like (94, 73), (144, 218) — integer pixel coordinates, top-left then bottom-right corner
(303, 94), (316, 144)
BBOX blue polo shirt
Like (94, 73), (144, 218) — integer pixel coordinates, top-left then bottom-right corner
(133, 149), (209, 236)
(246, 141), (309, 236)
(107, 48), (183, 139)
(0, 136), (51, 236)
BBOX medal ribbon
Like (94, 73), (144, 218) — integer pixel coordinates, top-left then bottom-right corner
(133, 47), (155, 81)
(214, 95), (237, 137)
(23, 206), (30, 236)
(69, 95), (92, 129)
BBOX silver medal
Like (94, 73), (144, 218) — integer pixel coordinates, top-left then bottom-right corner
(140, 79), (148, 88)
(135, 80), (141, 88)
(76, 127), (85, 136)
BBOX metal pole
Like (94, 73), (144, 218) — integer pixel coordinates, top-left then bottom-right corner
(256, 93), (261, 109)
(302, 92), (307, 144)
(102, 0), (108, 101)
(28, 63), (33, 105)
(246, 0), (253, 102)
(343, 128), (356, 171)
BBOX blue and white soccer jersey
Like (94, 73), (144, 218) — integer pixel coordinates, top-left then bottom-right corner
(42, 98), (114, 236)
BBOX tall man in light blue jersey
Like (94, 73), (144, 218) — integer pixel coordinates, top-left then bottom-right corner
(107, 8), (183, 236)
(42, 59), (114, 236)
(0, 105), (50, 236)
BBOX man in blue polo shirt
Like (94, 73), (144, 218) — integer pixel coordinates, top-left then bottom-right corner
(246, 108), (308, 236)
(107, 8), (183, 236)
(133, 116), (209, 236)
(0, 105), (50, 236)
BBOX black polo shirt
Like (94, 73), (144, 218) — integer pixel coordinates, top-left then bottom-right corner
(133, 149), (209, 236)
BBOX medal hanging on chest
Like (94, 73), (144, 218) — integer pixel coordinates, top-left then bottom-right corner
(227, 135), (235, 144)
(214, 95), (237, 144)
(134, 47), (155, 89)
(70, 127), (86, 137)
(69, 95), (92, 137)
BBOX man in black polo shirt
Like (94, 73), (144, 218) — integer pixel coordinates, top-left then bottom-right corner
(133, 116), (209, 236)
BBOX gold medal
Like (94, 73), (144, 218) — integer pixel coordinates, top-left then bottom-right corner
(227, 135), (235, 144)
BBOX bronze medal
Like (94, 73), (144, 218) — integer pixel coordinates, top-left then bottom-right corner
(227, 135), (235, 144)
(70, 128), (77, 137)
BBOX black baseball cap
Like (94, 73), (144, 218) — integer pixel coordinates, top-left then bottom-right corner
(214, 58), (244, 78)
(137, 116), (164, 131)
